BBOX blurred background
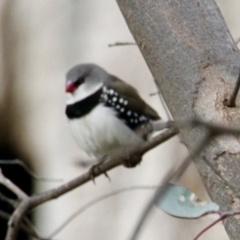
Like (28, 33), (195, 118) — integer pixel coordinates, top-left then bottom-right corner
(0, 0), (239, 239)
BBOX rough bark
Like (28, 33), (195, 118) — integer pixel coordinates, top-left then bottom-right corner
(116, 0), (240, 239)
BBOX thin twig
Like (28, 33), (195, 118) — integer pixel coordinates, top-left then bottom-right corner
(0, 192), (44, 239)
(0, 168), (28, 200)
(129, 134), (211, 240)
(0, 193), (45, 239)
(48, 185), (159, 238)
(108, 41), (136, 47)
(0, 210), (46, 240)
(5, 201), (29, 240)
(0, 159), (63, 182)
(149, 91), (160, 96)
(0, 192), (16, 208)
(0, 210), (11, 223)
(225, 68), (240, 107)
(183, 118), (240, 136)
(0, 169), (29, 239)
(193, 211), (240, 240)
(22, 218), (43, 240)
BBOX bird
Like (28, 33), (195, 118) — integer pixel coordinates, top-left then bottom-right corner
(65, 63), (161, 160)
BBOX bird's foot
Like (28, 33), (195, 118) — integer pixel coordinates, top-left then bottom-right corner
(122, 152), (142, 168)
(89, 157), (111, 183)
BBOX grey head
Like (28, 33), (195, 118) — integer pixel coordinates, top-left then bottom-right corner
(66, 63), (111, 94)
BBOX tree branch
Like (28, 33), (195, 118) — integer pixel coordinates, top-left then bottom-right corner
(0, 168), (28, 200)
(130, 133), (211, 240)
(0, 159), (62, 182)
(4, 127), (178, 240)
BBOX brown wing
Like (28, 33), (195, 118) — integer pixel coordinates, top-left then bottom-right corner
(108, 75), (160, 120)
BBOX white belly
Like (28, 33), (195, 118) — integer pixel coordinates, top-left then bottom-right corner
(68, 104), (143, 157)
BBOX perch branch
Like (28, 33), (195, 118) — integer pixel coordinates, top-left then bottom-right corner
(4, 127), (178, 240)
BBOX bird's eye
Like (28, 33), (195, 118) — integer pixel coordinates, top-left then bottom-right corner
(74, 77), (84, 87)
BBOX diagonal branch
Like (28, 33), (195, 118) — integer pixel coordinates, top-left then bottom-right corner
(0, 168), (28, 200)
(129, 133), (211, 240)
(4, 127), (178, 240)
(0, 159), (63, 182)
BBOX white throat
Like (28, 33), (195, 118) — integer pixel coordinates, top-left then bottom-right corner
(66, 82), (103, 105)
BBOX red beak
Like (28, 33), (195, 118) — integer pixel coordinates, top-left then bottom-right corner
(65, 81), (76, 93)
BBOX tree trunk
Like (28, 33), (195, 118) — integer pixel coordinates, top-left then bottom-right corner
(116, 0), (240, 239)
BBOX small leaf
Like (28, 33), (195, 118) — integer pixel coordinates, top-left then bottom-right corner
(155, 183), (219, 218)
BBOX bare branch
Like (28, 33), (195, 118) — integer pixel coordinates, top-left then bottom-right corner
(0, 192), (16, 208)
(108, 41), (136, 47)
(194, 211), (240, 240)
(0, 210), (47, 240)
(0, 159), (63, 182)
(4, 127), (177, 240)
(129, 133), (211, 240)
(5, 201), (29, 240)
(0, 168), (28, 200)
(0, 169), (29, 240)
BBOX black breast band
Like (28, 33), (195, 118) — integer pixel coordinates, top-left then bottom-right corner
(66, 88), (102, 119)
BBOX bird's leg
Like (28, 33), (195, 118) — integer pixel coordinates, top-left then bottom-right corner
(89, 156), (111, 183)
